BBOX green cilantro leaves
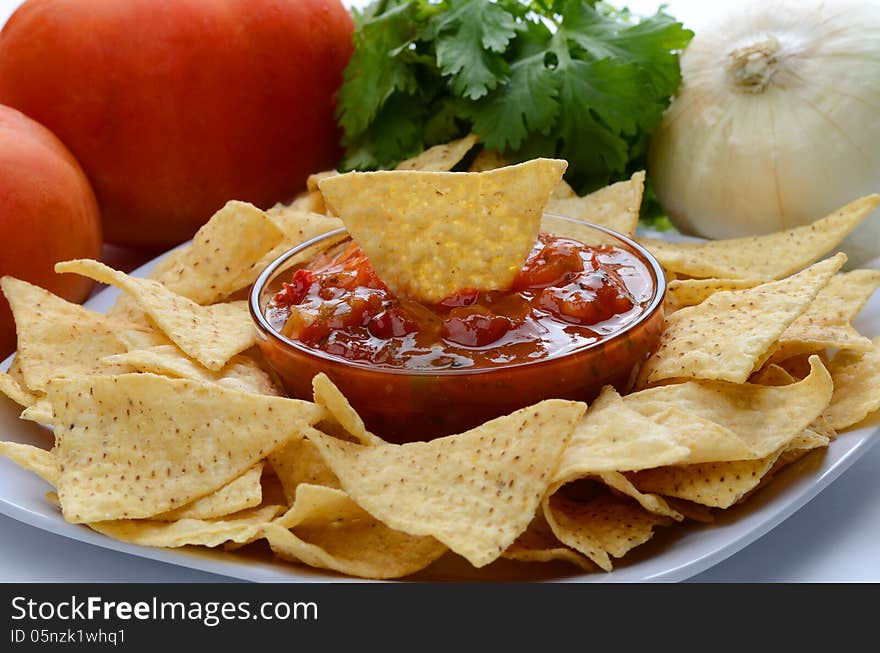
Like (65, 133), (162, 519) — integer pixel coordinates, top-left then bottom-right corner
(336, 0), (692, 194)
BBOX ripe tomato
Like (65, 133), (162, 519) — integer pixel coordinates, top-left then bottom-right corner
(0, 0), (354, 248)
(0, 104), (102, 356)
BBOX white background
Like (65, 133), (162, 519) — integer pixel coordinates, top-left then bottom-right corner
(0, 0), (879, 582)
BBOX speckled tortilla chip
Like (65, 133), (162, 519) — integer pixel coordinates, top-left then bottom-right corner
(312, 374), (381, 445)
(629, 429), (830, 510)
(270, 428), (342, 504)
(665, 498), (714, 523)
(769, 270), (880, 360)
(307, 170), (338, 192)
(502, 513), (595, 571)
(466, 150), (576, 200)
(552, 386), (752, 478)
(306, 399), (585, 567)
(0, 442), (59, 486)
(759, 429), (830, 487)
(0, 372), (39, 408)
(154, 463), (264, 521)
(467, 148), (508, 172)
(5, 356), (27, 389)
(264, 484), (447, 580)
(88, 505), (282, 548)
(50, 373), (323, 523)
(19, 397), (53, 424)
(319, 159), (567, 303)
(750, 364), (837, 441)
(151, 201), (283, 304)
(627, 357), (833, 460)
(545, 171), (645, 237)
(1, 277), (136, 390)
(543, 490), (673, 572)
(551, 179), (578, 200)
(827, 338), (880, 431)
(665, 278), (762, 312)
(596, 472), (682, 520)
(628, 454), (784, 509)
(267, 210), (343, 245)
(106, 293), (152, 329)
(102, 345), (280, 396)
(638, 254), (845, 385)
(249, 210), (344, 282)
(639, 195), (879, 280)
(395, 134), (478, 171)
(55, 260), (255, 371)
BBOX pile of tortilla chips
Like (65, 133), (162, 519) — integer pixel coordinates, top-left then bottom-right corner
(1, 135), (879, 580)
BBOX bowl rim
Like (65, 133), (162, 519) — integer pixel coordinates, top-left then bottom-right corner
(248, 213), (667, 378)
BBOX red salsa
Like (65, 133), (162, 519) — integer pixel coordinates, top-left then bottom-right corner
(266, 233), (655, 370)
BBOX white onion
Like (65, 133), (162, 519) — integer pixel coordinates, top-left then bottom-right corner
(649, 0), (880, 266)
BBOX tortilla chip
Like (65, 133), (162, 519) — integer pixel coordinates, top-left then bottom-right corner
(394, 134), (478, 171)
(468, 148), (508, 172)
(102, 345), (280, 396)
(265, 484), (447, 579)
(251, 210), (344, 280)
(502, 513), (595, 571)
(761, 429), (830, 482)
(269, 433), (342, 504)
(551, 179), (578, 200)
(306, 170), (339, 192)
(543, 490), (673, 572)
(151, 201), (283, 304)
(631, 427), (831, 510)
(545, 171), (645, 237)
(318, 159), (567, 303)
(751, 364), (837, 439)
(551, 386), (752, 479)
(106, 293), (152, 329)
(55, 260), (255, 371)
(639, 194), (879, 280)
(50, 373), (323, 523)
(596, 471), (683, 521)
(626, 357), (833, 460)
(89, 505), (282, 548)
(154, 463), (264, 521)
(0, 442), (59, 486)
(0, 372), (39, 408)
(628, 453), (784, 509)
(826, 338), (880, 431)
(638, 254), (845, 385)
(769, 270), (880, 360)
(20, 397), (53, 424)
(305, 399), (585, 567)
(1, 277), (136, 390)
(311, 373), (381, 446)
(665, 498), (714, 523)
(466, 149), (579, 202)
(665, 278), (763, 312)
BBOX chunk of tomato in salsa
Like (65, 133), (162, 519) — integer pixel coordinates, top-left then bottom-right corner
(515, 234), (635, 325)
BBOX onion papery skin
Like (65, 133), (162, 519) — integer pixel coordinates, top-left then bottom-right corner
(649, 0), (880, 265)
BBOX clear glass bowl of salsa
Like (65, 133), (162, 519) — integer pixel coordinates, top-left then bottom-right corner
(250, 214), (666, 443)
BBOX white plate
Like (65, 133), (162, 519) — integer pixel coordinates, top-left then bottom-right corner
(0, 251), (878, 583)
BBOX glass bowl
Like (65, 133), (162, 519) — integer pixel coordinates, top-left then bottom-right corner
(250, 214), (666, 443)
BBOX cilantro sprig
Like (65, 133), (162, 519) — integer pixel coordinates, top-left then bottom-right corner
(336, 0), (692, 195)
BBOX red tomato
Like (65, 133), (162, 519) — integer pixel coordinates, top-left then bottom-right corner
(538, 270), (635, 325)
(368, 308), (418, 339)
(513, 235), (585, 289)
(0, 104), (102, 356)
(0, 0), (354, 248)
(442, 313), (513, 348)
